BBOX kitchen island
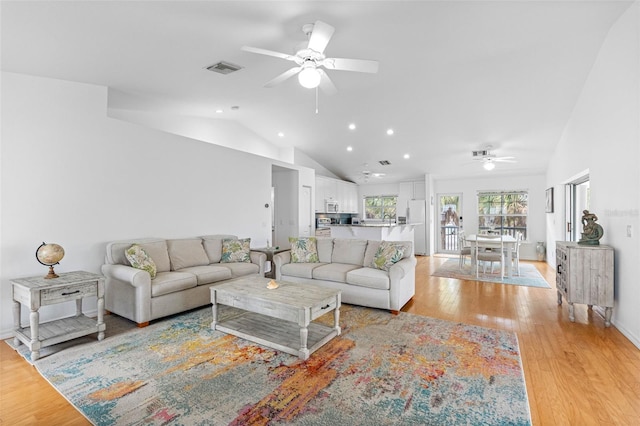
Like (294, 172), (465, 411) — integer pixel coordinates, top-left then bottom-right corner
(326, 223), (420, 252)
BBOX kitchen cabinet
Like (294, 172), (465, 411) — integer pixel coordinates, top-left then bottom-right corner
(315, 176), (358, 213)
(555, 241), (614, 326)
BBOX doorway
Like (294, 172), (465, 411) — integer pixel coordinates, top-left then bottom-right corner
(565, 174), (590, 241)
(437, 194), (462, 253)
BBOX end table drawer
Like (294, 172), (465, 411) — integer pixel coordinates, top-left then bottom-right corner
(41, 283), (96, 304)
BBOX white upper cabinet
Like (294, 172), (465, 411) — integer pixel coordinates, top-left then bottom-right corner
(398, 180), (426, 215)
(315, 176), (358, 213)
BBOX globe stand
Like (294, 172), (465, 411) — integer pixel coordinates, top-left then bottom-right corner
(45, 265), (59, 279)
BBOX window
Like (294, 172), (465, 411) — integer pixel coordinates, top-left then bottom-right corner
(364, 195), (397, 220)
(477, 191), (528, 239)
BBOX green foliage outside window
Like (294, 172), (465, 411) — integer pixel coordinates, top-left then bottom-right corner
(477, 191), (528, 238)
(364, 196), (397, 220)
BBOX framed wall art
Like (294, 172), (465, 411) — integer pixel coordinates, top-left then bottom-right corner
(545, 187), (554, 213)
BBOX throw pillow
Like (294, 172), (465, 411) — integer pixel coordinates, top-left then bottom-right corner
(221, 238), (251, 263)
(370, 241), (406, 271)
(289, 237), (319, 263)
(125, 244), (157, 279)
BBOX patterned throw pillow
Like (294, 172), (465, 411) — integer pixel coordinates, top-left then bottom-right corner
(370, 241), (406, 271)
(125, 244), (157, 279)
(221, 238), (251, 263)
(289, 237), (319, 263)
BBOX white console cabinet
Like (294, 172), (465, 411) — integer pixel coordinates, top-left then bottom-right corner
(555, 241), (614, 326)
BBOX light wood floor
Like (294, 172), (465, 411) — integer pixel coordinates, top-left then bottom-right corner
(1, 256), (639, 425)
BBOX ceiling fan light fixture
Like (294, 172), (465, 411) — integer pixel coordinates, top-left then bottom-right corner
(483, 161), (496, 171)
(298, 65), (321, 89)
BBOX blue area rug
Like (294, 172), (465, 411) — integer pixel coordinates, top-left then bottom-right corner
(8, 305), (531, 425)
(432, 258), (552, 288)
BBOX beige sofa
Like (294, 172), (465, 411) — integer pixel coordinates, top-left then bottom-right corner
(273, 238), (416, 313)
(101, 235), (266, 327)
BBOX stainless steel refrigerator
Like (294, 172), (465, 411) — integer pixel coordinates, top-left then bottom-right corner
(407, 199), (427, 255)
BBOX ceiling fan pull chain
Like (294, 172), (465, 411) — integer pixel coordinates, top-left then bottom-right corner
(315, 86), (319, 114)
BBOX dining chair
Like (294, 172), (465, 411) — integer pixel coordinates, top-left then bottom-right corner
(511, 232), (523, 276)
(458, 230), (471, 269)
(474, 234), (505, 279)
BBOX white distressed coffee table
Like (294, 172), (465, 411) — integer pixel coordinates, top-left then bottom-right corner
(210, 275), (341, 360)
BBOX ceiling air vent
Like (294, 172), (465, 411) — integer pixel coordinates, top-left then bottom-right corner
(472, 150), (490, 157)
(206, 61), (243, 75)
(378, 160), (391, 166)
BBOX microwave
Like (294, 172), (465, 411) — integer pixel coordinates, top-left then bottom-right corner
(325, 200), (339, 213)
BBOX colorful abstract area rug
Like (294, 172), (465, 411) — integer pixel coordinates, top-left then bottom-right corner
(432, 258), (551, 288)
(9, 305), (531, 425)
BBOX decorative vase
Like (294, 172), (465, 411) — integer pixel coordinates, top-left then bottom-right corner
(536, 242), (546, 261)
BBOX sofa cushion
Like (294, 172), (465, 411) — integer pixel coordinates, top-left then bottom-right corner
(316, 238), (333, 263)
(201, 235), (238, 263)
(167, 239), (209, 271)
(332, 239), (368, 266)
(313, 263), (361, 283)
(370, 241), (407, 271)
(139, 241), (172, 273)
(346, 267), (391, 290)
(125, 244), (157, 279)
(220, 262), (260, 277)
(281, 262), (326, 279)
(363, 240), (382, 267)
(151, 271), (197, 297)
(289, 237), (319, 263)
(177, 265), (232, 285)
(221, 238), (251, 263)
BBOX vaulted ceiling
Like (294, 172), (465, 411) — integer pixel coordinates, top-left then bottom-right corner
(1, 1), (632, 182)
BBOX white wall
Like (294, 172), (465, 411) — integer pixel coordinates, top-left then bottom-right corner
(546, 3), (640, 348)
(0, 72), (297, 336)
(434, 173), (547, 260)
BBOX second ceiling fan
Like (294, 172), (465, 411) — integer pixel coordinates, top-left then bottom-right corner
(242, 20), (379, 94)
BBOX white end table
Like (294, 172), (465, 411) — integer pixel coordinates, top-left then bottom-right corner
(12, 270), (105, 361)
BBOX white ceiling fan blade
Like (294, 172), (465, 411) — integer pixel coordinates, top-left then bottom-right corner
(494, 156), (516, 162)
(241, 46), (297, 61)
(264, 67), (301, 87)
(318, 69), (337, 95)
(322, 57), (379, 74)
(308, 20), (335, 53)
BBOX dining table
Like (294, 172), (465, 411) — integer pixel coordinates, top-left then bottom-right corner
(465, 234), (518, 278)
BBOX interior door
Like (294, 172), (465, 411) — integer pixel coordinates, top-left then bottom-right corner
(301, 185), (312, 237)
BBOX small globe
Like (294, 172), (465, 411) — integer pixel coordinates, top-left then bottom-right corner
(36, 243), (65, 266)
(36, 242), (65, 279)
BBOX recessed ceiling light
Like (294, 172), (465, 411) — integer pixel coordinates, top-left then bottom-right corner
(215, 109), (223, 114)
(386, 128), (394, 136)
(347, 146), (353, 152)
(277, 132), (284, 138)
(403, 154), (410, 159)
(348, 123), (356, 130)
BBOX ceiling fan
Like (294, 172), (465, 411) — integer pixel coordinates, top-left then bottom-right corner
(241, 20), (379, 94)
(349, 167), (386, 183)
(472, 145), (516, 170)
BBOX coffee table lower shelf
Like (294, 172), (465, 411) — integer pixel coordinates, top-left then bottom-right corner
(214, 311), (338, 360)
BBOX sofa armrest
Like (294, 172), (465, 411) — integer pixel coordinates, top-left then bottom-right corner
(250, 251), (267, 275)
(101, 264), (153, 325)
(389, 257), (417, 280)
(102, 264), (151, 287)
(388, 256), (417, 312)
(273, 251), (291, 280)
